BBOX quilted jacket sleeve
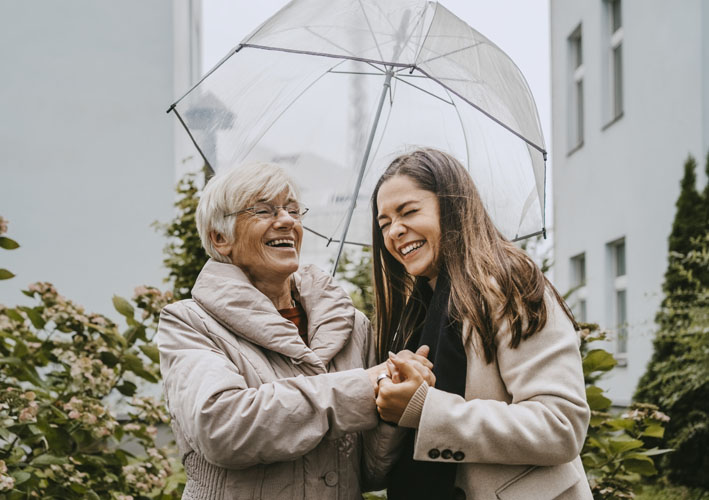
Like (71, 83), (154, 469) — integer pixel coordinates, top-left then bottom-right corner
(157, 303), (380, 470)
(357, 311), (407, 491)
(411, 294), (590, 466)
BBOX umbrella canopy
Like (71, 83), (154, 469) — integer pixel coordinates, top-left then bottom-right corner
(170, 0), (547, 272)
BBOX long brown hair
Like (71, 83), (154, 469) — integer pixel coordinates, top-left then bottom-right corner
(371, 148), (576, 364)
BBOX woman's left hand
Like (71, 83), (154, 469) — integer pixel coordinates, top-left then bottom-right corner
(376, 353), (430, 423)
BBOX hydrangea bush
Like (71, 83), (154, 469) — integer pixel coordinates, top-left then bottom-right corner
(0, 216), (184, 499)
(579, 324), (671, 499)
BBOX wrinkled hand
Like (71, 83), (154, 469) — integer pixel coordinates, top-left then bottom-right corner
(365, 360), (391, 395)
(376, 351), (435, 424)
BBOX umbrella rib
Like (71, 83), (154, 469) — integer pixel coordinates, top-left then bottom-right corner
(169, 44), (243, 111)
(413, 67), (547, 155)
(240, 44), (412, 69)
(512, 229), (546, 242)
(172, 108), (214, 174)
(357, 0), (385, 61)
(392, 75), (453, 105)
(303, 26), (361, 59)
(416, 41), (486, 67)
(328, 70), (386, 76)
(443, 87), (471, 170)
(412, 1), (438, 65)
(304, 226), (368, 247)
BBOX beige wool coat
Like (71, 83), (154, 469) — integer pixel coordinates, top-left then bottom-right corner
(157, 260), (400, 500)
(402, 290), (593, 500)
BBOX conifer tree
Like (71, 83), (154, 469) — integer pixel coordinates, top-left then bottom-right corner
(661, 156), (703, 304)
(634, 154), (709, 488)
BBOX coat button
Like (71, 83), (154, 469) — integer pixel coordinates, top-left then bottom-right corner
(441, 449), (453, 459)
(453, 451), (465, 461)
(324, 471), (338, 486)
(428, 448), (441, 459)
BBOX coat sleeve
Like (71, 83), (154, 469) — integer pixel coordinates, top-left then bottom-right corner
(157, 304), (380, 470)
(411, 294), (590, 466)
(357, 311), (407, 491)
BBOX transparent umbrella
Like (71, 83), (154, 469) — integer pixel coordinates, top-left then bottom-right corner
(169, 0), (547, 274)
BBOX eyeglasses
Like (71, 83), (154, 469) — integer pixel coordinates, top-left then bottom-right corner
(224, 202), (309, 220)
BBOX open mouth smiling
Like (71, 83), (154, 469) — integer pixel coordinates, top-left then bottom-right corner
(266, 238), (295, 248)
(399, 240), (424, 256)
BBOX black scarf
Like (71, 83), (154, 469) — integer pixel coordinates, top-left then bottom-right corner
(387, 271), (468, 500)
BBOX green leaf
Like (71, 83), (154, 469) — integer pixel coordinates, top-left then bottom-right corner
(70, 482), (88, 493)
(609, 437), (644, 454)
(12, 339), (29, 358)
(607, 417), (635, 431)
(0, 236), (19, 249)
(139, 343), (160, 363)
(99, 350), (120, 368)
(23, 308), (45, 329)
(4, 308), (24, 322)
(0, 356), (23, 365)
(112, 295), (135, 319)
(0, 268), (15, 280)
(582, 349), (617, 376)
(641, 447), (673, 456)
(117, 381), (138, 396)
(122, 353), (158, 383)
(10, 470), (31, 485)
(31, 454), (67, 465)
(641, 424), (665, 438)
(623, 457), (657, 476)
(124, 324), (147, 345)
(586, 386), (612, 411)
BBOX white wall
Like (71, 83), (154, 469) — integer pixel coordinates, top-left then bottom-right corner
(550, 0), (706, 404)
(0, 1), (200, 317)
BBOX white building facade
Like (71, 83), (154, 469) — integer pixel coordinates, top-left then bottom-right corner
(550, 0), (709, 404)
(0, 1), (202, 315)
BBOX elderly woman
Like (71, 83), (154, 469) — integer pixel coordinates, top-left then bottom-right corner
(156, 162), (406, 499)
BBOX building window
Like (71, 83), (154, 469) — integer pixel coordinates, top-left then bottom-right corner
(608, 238), (627, 363)
(568, 25), (584, 151)
(604, 0), (623, 124)
(570, 253), (587, 322)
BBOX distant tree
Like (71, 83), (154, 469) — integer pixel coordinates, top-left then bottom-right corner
(154, 172), (209, 300)
(634, 154), (709, 488)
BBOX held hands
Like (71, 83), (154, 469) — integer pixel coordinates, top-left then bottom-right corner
(375, 346), (435, 424)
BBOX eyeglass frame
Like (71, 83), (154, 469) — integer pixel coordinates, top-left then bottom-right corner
(224, 201), (309, 220)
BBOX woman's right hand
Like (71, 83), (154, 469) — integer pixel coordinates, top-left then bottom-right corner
(376, 352), (434, 423)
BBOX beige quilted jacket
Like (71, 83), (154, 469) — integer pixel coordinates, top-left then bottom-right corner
(157, 260), (402, 500)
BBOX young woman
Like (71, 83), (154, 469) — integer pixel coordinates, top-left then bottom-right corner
(371, 149), (593, 499)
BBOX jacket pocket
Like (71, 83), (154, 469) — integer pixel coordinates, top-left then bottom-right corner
(495, 462), (580, 500)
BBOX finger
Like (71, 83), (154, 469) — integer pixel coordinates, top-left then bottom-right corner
(411, 354), (433, 370)
(390, 358), (424, 383)
(386, 360), (401, 383)
(415, 345), (430, 358)
(413, 364), (435, 387)
(393, 348), (433, 369)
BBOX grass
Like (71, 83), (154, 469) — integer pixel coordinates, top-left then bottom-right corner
(636, 481), (709, 500)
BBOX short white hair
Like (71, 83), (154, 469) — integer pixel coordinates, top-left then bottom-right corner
(196, 162), (301, 263)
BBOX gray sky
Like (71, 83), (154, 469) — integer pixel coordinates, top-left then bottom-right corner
(201, 0), (551, 150)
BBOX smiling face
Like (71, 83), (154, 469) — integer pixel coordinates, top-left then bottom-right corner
(215, 189), (303, 286)
(376, 174), (441, 286)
